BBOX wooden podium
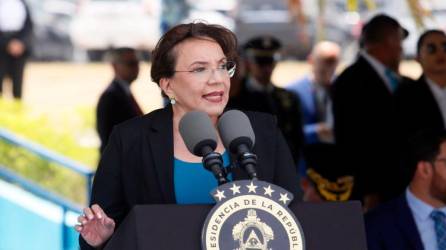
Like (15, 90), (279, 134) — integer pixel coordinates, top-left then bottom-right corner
(104, 201), (367, 250)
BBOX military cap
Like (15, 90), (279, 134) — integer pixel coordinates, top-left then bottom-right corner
(361, 14), (409, 45)
(303, 143), (354, 201)
(243, 36), (282, 64)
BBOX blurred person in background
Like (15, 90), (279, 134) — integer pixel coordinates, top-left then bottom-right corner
(0, 0), (33, 99)
(396, 30), (446, 145)
(365, 129), (446, 250)
(331, 14), (409, 210)
(77, 23), (300, 249)
(229, 47), (247, 99)
(227, 35), (304, 165)
(96, 47), (143, 154)
(160, 0), (189, 33)
(300, 143), (354, 202)
(287, 41), (341, 144)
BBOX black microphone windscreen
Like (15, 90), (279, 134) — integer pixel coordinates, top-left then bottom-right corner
(179, 111), (218, 156)
(217, 110), (255, 153)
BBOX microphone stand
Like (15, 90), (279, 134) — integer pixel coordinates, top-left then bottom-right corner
(236, 144), (258, 180)
(201, 148), (228, 185)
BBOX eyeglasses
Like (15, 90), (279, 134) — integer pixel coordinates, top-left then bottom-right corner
(425, 42), (446, 54)
(174, 61), (236, 80)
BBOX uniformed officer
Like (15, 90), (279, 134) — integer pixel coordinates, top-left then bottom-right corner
(300, 143), (355, 202)
(227, 35), (304, 164)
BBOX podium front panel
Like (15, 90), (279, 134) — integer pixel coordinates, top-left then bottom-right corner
(105, 201), (366, 250)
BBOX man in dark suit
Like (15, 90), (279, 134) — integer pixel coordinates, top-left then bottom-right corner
(96, 47), (143, 153)
(0, 0), (33, 99)
(396, 30), (446, 144)
(331, 14), (409, 208)
(365, 130), (446, 250)
(227, 36), (304, 164)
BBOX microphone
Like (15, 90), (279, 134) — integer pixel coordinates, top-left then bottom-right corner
(179, 111), (228, 185)
(217, 110), (258, 180)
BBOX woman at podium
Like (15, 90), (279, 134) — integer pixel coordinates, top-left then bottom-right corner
(76, 22), (300, 249)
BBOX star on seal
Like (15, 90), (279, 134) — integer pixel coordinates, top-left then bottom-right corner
(279, 193), (290, 204)
(230, 183), (241, 195)
(214, 189), (226, 201)
(246, 182), (258, 193)
(263, 185), (275, 197)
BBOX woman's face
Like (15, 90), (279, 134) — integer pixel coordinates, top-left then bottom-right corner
(418, 32), (446, 75)
(161, 38), (231, 119)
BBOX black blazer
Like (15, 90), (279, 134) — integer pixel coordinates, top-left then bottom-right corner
(365, 194), (424, 250)
(226, 79), (304, 163)
(395, 75), (445, 142)
(80, 106), (300, 249)
(96, 80), (141, 153)
(331, 55), (401, 198)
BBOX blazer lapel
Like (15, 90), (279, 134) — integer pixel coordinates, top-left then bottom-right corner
(357, 56), (393, 96)
(147, 105), (176, 203)
(419, 77), (445, 128)
(396, 195), (424, 250)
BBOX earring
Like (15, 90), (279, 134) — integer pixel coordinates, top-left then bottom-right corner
(170, 97), (176, 105)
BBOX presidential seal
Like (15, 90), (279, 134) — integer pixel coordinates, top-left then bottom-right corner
(201, 180), (305, 250)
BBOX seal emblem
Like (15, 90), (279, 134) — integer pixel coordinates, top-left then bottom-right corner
(202, 180), (305, 250)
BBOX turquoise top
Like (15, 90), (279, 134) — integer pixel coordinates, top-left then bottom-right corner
(174, 152), (232, 204)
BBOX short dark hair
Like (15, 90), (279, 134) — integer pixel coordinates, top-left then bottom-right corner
(150, 22), (238, 87)
(416, 29), (446, 56)
(109, 47), (136, 64)
(360, 14), (408, 46)
(406, 129), (446, 179)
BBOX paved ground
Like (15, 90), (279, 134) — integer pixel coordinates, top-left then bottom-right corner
(2, 60), (422, 114)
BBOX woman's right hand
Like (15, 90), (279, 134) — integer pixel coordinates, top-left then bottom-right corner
(75, 204), (116, 248)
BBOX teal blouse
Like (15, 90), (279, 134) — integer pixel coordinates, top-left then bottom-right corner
(174, 152), (232, 204)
